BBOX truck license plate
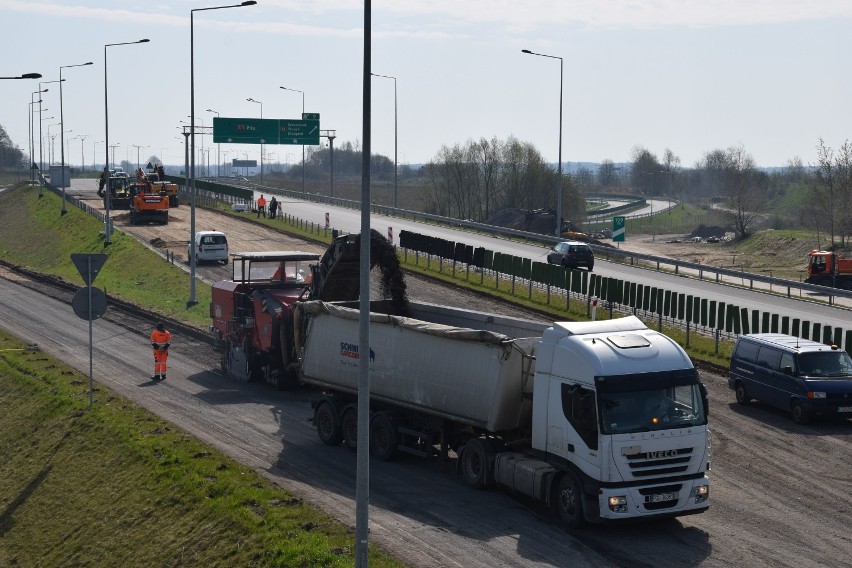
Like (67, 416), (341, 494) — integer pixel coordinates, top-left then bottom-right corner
(646, 492), (678, 504)
(838, 406), (852, 413)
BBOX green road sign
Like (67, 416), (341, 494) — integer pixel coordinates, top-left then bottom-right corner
(613, 216), (626, 242)
(212, 117), (320, 145)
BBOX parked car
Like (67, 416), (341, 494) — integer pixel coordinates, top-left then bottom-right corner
(546, 241), (594, 270)
(188, 230), (229, 264)
(728, 333), (852, 424)
(706, 236), (721, 243)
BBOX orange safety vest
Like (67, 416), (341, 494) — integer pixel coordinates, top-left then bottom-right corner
(150, 328), (172, 348)
(257, 196), (267, 208)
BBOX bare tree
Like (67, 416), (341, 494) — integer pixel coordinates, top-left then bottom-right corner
(597, 159), (617, 189)
(630, 146), (662, 196)
(715, 145), (764, 239)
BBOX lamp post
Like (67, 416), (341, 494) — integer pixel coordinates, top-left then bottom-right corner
(522, 49), (563, 238)
(246, 97), (263, 185)
(206, 108), (221, 177)
(59, 61), (93, 214)
(104, 38), (150, 245)
(2, 72), (42, 80)
(190, 1), (257, 307)
(29, 91), (46, 184)
(39, 79), (63, 175)
(132, 144), (147, 170)
(92, 140), (102, 171)
(75, 134), (89, 173)
(280, 86), (305, 195)
(370, 73), (398, 208)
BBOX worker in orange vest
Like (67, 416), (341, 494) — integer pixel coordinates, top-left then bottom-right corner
(150, 322), (172, 381)
(257, 194), (267, 218)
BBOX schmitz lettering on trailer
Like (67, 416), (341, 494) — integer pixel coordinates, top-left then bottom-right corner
(339, 342), (376, 362)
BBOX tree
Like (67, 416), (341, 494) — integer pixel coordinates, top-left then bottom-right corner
(629, 146), (662, 196)
(811, 139), (852, 248)
(597, 159), (617, 189)
(0, 123), (25, 168)
(700, 145), (764, 239)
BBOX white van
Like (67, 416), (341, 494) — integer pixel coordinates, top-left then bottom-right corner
(188, 231), (229, 264)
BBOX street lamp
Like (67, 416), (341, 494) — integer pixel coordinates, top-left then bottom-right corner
(104, 38), (150, 245)
(2, 72), (42, 80)
(39, 79), (63, 176)
(92, 140), (103, 171)
(59, 61), (93, 214)
(246, 97), (263, 184)
(38, 112), (56, 194)
(522, 48), (563, 238)
(29, 89), (46, 184)
(280, 85), (306, 195)
(206, 108), (221, 177)
(132, 144), (148, 170)
(371, 73), (398, 208)
(190, 1), (257, 307)
(74, 134), (89, 173)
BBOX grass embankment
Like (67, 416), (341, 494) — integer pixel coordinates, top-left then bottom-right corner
(0, 332), (401, 567)
(0, 186), (211, 329)
(0, 185), (402, 567)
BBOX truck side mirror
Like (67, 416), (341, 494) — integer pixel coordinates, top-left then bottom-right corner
(700, 383), (709, 416)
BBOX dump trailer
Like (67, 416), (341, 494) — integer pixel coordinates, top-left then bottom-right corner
(806, 250), (852, 290)
(210, 231), (407, 388)
(298, 302), (711, 527)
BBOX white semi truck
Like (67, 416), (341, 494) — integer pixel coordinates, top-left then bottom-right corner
(295, 299), (710, 527)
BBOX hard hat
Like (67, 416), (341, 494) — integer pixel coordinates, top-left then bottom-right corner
(156, 322), (165, 331)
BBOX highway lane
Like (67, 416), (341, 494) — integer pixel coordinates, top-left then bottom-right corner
(248, 189), (852, 339)
(66, 177), (850, 342)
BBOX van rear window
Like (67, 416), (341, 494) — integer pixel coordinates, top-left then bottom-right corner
(734, 340), (760, 363)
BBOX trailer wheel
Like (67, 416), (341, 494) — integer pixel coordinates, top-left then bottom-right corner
(554, 473), (585, 529)
(342, 407), (358, 452)
(460, 439), (490, 489)
(369, 412), (397, 461)
(735, 382), (750, 405)
(315, 401), (343, 446)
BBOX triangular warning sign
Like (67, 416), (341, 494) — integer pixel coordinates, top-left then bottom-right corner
(71, 253), (108, 285)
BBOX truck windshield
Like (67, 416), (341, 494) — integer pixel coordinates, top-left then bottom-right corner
(599, 384), (706, 434)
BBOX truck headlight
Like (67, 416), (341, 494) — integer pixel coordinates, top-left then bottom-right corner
(695, 485), (709, 503)
(608, 495), (628, 512)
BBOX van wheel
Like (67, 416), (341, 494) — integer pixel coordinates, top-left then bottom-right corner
(554, 473), (585, 529)
(735, 382), (750, 405)
(791, 400), (811, 425)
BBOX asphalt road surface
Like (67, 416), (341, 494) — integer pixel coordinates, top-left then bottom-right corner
(9, 180), (850, 567)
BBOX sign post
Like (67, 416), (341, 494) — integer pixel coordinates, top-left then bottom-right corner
(612, 216), (626, 244)
(70, 253), (108, 407)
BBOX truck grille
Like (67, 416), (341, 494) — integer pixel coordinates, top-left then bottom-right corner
(624, 447), (693, 477)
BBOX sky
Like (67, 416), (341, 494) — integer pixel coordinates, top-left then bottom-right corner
(2, 0), (851, 173)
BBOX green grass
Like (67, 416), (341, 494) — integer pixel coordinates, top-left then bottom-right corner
(0, 186), (211, 328)
(0, 332), (402, 567)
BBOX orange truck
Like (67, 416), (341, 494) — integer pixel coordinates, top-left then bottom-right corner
(806, 250), (852, 290)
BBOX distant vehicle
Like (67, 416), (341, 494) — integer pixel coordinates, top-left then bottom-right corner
(706, 236), (720, 243)
(188, 230), (228, 264)
(231, 203), (248, 212)
(546, 241), (594, 270)
(690, 236), (703, 243)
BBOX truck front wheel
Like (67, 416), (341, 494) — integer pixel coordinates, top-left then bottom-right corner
(554, 473), (585, 529)
(315, 401), (343, 446)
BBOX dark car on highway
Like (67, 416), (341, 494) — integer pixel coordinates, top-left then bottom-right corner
(546, 241), (594, 270)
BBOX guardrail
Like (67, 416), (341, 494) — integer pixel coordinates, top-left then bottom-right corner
(208, 178), (852, 306)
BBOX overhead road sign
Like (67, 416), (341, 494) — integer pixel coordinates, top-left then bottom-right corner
(213, 116), (320, 146)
